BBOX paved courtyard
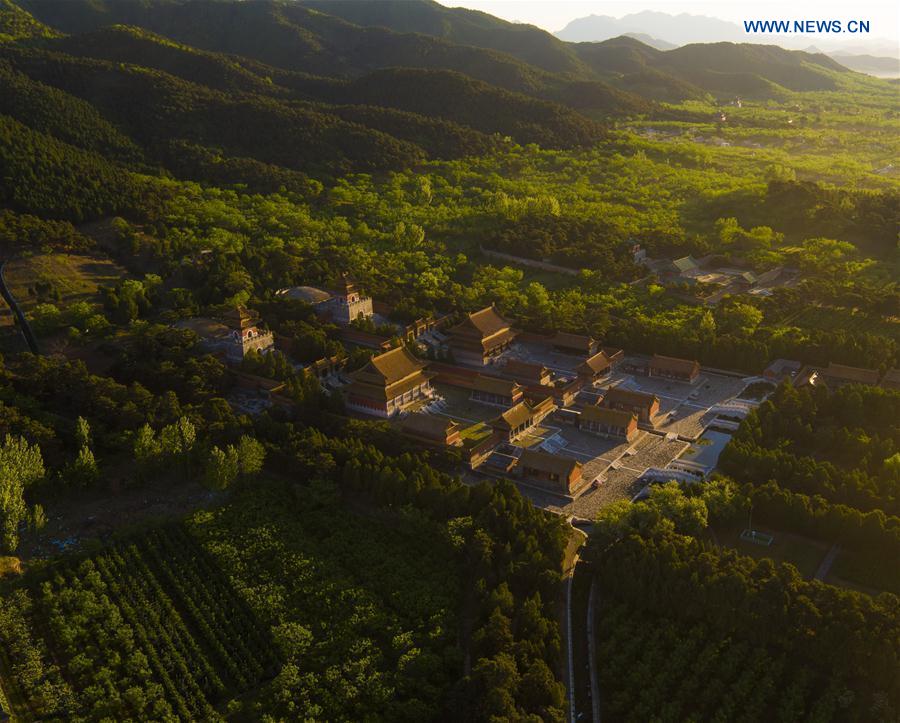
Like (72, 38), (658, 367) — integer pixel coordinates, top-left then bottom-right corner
(588, 366), (748, 441)
(430, 348), (752, 518)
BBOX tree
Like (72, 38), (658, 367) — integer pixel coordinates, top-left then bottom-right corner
(75, 416), (91, 450)
(717, 302), (763, 336)
(647, 483), (709, 536)
(472, 652), (520, 720)
(518, 659), (565, 717)
(68, 446), (99, 487)
(236, 436), (266, 477)
(0, 436), (45, 551)
(31, 504), (47, 532)
(133, 424), (159, 465)
(204, 446), (239, 491)
(159, 417), (196, 459)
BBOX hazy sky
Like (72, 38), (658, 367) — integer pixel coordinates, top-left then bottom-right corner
(436, 1), (899, 41)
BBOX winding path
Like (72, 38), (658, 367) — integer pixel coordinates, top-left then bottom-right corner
(0, 259), (39, 354)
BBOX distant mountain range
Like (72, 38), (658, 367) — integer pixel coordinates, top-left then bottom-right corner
(557, 11), (744, 46)
(555, 10), (899, 76)
(828, 53), (900, 78)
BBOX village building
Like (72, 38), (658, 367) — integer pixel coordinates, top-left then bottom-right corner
(481, 449), (518, 475)
(819, 362), (881, 389)
(576, 351), (613, 384)
(539, 377), (582, 409)
(345, 346), (435, 418)
(399, 413), (462, 447)
(621, 239), (647, 263)
(306, 354), (347, 383)
(601, 387), (660, 424)
(648, 354), (701, 384)
(578, 405), (638, 441)
(489, 397), (556, 442)
(518, 448), (583, 496)
(504, 359), (552, 386)
(447, 305), (518, 366)
(602, 347), (625, 369)
(222, 306), (275, 363)
(550, 331), (598, 356)
(660, 255), (700, 283)
(753, 266), (786, 287)
(793, 366), (821, 389)
(764, 358), (802, 384)
(471, 374), (524, 407)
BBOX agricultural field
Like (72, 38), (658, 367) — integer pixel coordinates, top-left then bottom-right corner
(2, 253), (128, 316)
(0, 524), (276, 721)
(0, 481), (465, 722)
(184, 480), (464, 721)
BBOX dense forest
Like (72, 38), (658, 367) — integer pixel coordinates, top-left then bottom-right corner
(584, 486), (899, 721)
(0, 0), (897, 720)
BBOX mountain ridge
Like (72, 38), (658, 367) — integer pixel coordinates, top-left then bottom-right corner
(17, 0), (862, 102)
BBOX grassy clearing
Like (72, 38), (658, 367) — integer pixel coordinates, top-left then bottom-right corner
(710, 522), (830, 579)
(4, 252), (128, 314)
(828, 550), (899, 595)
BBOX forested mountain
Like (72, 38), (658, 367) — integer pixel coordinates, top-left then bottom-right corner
(0, 0), (56, 40)
(299, 0), (591, 77)
(17, 0), (857, 105)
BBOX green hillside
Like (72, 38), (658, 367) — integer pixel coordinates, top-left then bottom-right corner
(0, 0), (58, 41)
(298, 0), (592, 77)
(0, 58), (144, 163)
(22, 0), (857, 104)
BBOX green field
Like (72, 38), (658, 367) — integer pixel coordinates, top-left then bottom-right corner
(185, 480), (463, 720)
(709, 523), (830, 579)
(0, 524), (275, 721)
(828, 549), (899, 596)
(4, 252), (128, 315)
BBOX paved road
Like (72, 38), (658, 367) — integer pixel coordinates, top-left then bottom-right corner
(0, 259), (39, 354)
(815, 544), (841, 580)
(587, 576), (601, 723)
(566, 553), (579, 723)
